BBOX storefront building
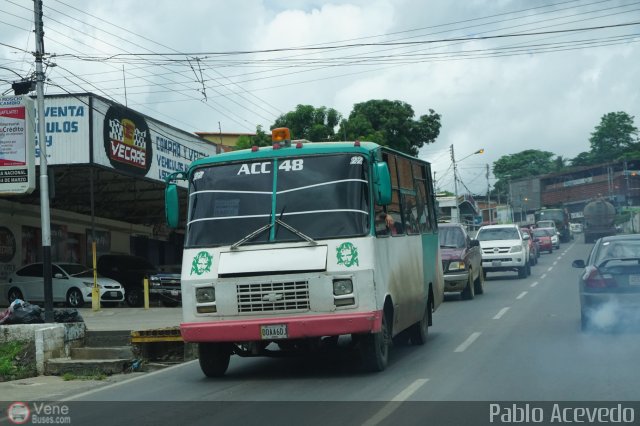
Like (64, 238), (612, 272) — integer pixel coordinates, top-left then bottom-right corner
(0, 93), (218, 282)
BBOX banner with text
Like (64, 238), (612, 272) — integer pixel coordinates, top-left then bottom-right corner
(0, 95), (35, 194)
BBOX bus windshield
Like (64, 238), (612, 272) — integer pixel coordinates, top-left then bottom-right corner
(185, 153), (370, 247)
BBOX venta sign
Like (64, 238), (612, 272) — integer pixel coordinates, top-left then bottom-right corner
(103, 105), (153, 176)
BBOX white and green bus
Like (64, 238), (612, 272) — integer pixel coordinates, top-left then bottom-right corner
(165, 128), (444, 377)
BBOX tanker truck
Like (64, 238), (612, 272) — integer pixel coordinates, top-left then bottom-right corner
(583, 198), (616, 243)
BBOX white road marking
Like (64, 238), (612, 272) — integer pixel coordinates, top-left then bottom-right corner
(547, 267), (553, 272)
(62, 360), (198, 401)
(553, 261), (558, 265)
(530, 281), (539, 288)
(363, 379), (429, 426)
(454, 332), (481, 353)
(516, 291), (528, 300)
(493, 307), (510, 320)
(541, 273), (547, 279)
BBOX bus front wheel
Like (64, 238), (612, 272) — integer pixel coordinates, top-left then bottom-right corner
(360, 312), (391, 372)
(198, 343), (232, 377)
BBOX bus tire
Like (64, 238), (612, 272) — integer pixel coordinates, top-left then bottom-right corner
(409, 300), (430, 345)
(361, 312), (391, 372)
(199, 343), (232, 377)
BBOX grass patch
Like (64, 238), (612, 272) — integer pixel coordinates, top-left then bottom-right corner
(0, 341), (37, 381)
(62, 371), (108, 381)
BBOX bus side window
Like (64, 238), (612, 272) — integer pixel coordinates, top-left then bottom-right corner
(402, 193), (419, 234)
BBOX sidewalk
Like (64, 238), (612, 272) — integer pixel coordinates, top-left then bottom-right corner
(77, 306), (183, 332)
(0, 307), (184, 402)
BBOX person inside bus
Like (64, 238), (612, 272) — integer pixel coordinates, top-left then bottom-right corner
(375, 211), (400, 236)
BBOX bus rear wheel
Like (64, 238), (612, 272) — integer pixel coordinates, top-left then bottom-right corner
(360, 312), (391, 372)
(198, 343), (232, 377)
(409, 300), (430, 345)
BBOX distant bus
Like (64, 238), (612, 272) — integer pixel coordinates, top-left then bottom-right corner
(535, 208), (571, 242)
(164, 128), (444, 376)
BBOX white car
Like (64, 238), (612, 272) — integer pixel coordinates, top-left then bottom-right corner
(476, 224), (530, 279)
(7, 263), (125, 308)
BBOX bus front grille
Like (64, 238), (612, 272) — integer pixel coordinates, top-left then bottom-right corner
(237, 281), (310, 313)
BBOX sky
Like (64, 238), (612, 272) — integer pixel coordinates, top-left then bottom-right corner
(1, 0), (639, 194)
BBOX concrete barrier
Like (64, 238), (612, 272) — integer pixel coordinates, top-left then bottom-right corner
(0, 322), (86, 374)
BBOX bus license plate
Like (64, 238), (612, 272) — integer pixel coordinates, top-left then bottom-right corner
(260, 324), (288, 340)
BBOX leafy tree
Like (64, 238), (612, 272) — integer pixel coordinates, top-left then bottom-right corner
(338, 99), (441, 156)
(570, 151), (595, 167)
(272, 104), (341, 141)
(589, 111), (639, 163)
(235, 125), (272, 150)
(492, 150), (556, 199)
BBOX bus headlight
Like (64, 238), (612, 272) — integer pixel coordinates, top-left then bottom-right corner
(196, 287), (215, 303)
(333, 279), (353, 296)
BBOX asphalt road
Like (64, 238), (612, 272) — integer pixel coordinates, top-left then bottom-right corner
(6, 240), (640, 425)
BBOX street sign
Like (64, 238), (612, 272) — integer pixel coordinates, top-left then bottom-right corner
(0, 95), (36, 195)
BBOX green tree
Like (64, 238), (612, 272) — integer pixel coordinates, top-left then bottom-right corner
(570, 151), (595, 167)
(235, 125), (272, 150)
(492, 150), (556, 199)
(338, 99), (441, 155)
(589, 111), (639, 163)
(272, 104), (341, 141)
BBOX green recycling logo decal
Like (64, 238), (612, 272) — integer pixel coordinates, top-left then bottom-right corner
(336, 242), (359, 267)
(190, 251), (213, 275)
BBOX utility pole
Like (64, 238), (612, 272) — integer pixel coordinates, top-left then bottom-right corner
(34, 0), (53, 322)
(486, 164), (491, 224)
(450, 144), (459, 223)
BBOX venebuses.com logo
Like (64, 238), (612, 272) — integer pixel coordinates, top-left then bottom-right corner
(6, 402), (30, 424)
(6, 401), (71, 424)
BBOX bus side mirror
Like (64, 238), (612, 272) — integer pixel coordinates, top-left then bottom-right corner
(373, 162), (392, 205)
(165, 183), (180, 229)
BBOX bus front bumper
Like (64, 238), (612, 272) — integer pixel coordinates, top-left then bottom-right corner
(180, 311), (383, 343)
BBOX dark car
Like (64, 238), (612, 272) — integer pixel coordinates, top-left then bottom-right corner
(438, 223), (484, 299)
(572, 234), (640, 331)
(532, 228), (553, 254)
(97, 254), (181, 307)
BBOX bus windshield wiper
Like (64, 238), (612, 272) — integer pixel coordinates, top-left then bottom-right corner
(275, 218), (317, 246)
(230, 222), (274, 250)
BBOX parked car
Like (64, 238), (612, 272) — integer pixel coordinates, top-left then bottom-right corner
(438, 223), (484, 299)
(572, 234), (640, 331)
(476, 224), (530, 279)
(521, 227), (539, 265)
(532, 228), (554, 254)
(7, 262), (125, 308)
(97, 254), (181, 307)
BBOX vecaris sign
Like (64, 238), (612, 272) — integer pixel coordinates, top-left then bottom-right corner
(103, 105), (152, 176)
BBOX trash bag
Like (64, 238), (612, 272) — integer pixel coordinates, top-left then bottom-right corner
(53, 308), (84, 323)
(4, 301), (44, 324)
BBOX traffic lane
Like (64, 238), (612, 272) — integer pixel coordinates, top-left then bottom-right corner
(410, 241), (640, 400)
(64, 243), (592, 403)
(67, 271), (536, 402)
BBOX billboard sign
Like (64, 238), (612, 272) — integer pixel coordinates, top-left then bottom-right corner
(0, 95), (35, 194)
(92, 97), (215, 187)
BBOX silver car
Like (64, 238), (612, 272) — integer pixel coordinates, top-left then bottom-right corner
(7, 263), (125, 308)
